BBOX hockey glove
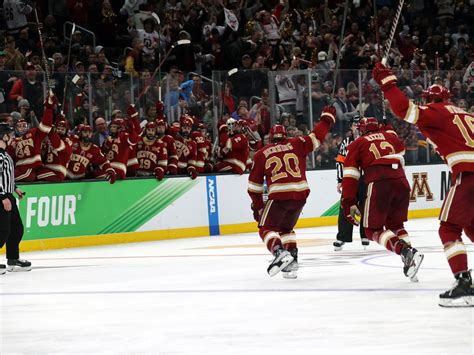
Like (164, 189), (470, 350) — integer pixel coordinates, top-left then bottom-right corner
(126, 104), (139, 119)
(251, 203), (264, 223)
(343, 203), (361, 226)
(372, 62), (398, 91)
(106, 170), (117, 185)
(154, 167), (165, 181)
(188, 166), (198, 180)
(320, 106), (336, 125)
(44, 91), (58, 109)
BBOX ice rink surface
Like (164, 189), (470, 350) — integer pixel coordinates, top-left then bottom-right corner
(0, 218), (473, 355)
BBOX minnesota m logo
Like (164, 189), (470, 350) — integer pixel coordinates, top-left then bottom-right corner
(410, 172), (434, 202)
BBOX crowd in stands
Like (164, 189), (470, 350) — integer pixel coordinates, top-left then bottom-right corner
(0, 0), (472, 182)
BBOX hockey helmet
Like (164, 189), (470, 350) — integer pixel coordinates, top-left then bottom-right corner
(79, 124), (93, 133)
(226, 118), (237, 134)
(14, 118), (29, 136)
(357, 117), (379, 135)
(269, 124), (287, 142)
(180, 114), (193, 128)
(110, 118), (124, 128)
(145, 121), (157, 130)
(422, 84), (450, 103)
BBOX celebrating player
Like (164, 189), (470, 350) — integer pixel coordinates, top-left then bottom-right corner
(37, 118), (73, 182)
(341, 116), (424, 282)
(215, 118), (250, 175)
(247, 106), (336, 278)
(136, 122), (168, 180)
(9, 92), (55, 181)
(67, 124), (116, 183)
(373, 62), (474, 307)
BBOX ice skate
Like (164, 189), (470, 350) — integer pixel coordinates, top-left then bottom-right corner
(439, 271), (474, 308)
(333, 240), (345, 251)
(282, 248), (298, 279)
(361, 237), (370, 250)
(267, 248), (293, 277)
(7, 259), (32, 272)
(401, 247), (423, 280)
(0, 264), (6, 275)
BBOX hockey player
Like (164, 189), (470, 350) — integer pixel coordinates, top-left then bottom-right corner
(67, 124), (116, 183)
(373, 62), (474, 307)
(191, 124), (206, 173)
(102, 105), (141, 180)
(37, 118), (73, 182)
(156, 119), (178, 175)
(248, 106), (336, 278)
(196, 123), (214, 173)
(215, 118), (249, 175)
(10, 92), (55, 181)
(334, 115), (369, 251)
(175, 115), (198, 179)
(341, 116), (424, 282)
(136, 122), (168, 180)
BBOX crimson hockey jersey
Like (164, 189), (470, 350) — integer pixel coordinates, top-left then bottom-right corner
(384, 86), (474, 180)
(175, 135), (198, 174)
(342, 129), (406, 205)
(248, 117), (333, 208)
(221, 133), (249, 174)
(40, 132), (73, 180)
(67, 142), (113, 179)
(10, 108), (53, 169)
(136, 137), (168, 175)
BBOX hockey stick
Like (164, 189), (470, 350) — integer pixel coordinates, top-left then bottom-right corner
(137, 39), (191, 101)
(379, 0), (405, 123)
(381, 0), (405, 65)
(62, 23), (76, 111)
(33, 7), (52, 93)
(331, 0), (350, 97)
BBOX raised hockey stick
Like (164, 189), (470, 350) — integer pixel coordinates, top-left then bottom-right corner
(137, 39), (191, 101)
(33, 7), (52, 92)
(62, 23), (76, 111)
(379, 0), (405, 122)
(332, 0), (350, 97)
(381, 0), (405, 65)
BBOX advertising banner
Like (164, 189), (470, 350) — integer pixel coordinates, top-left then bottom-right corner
(14, 164), (448, 250)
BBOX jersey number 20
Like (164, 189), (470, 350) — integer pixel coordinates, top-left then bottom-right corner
(265, 153), (301, 182)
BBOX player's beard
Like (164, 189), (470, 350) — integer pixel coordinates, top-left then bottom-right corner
(146, 134), (155, 140)
(80, 137), (91, 143)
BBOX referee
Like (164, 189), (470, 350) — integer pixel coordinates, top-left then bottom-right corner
(0, 123), (30, 274)
(333, 115), (369, 251)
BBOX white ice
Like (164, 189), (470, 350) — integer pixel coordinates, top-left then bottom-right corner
(0, 218), (473, 355)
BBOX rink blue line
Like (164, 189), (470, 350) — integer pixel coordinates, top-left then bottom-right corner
(361, 254), (445, 270)
(0, 288), (445, 296)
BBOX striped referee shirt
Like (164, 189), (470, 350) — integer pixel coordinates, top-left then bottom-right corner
(336, 135), (355, 183)
(0, 148), (15, 199)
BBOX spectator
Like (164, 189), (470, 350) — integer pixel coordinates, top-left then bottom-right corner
(333, 87), (357, 135)
(92, 116), (108, 147)
(3, 0), (32, 35)
(9, 63), (43, 116)
(4, 35), (25, 71)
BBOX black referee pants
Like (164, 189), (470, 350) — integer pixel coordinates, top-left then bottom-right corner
(336, 179), (367, 242)
(0, 194), (24, 260)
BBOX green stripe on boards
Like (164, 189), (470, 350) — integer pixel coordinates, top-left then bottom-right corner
(320, 200), (340, 217)
(99, 179), (197, 234)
